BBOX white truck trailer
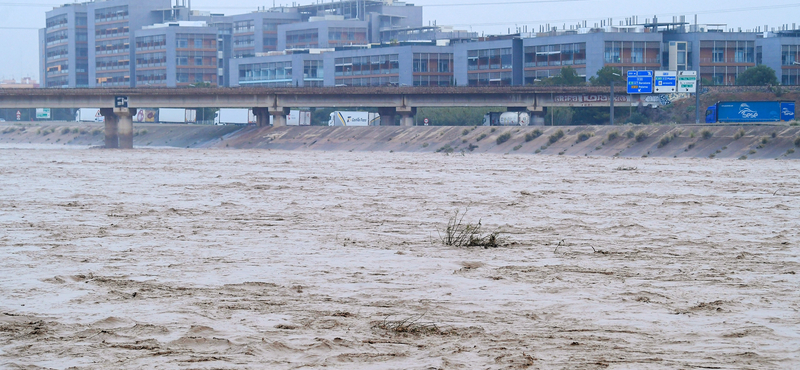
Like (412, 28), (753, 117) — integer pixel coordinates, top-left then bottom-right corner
(75, 108), (103, 122)
(328, 111), (381, 126)
(483, 112), (531, 126)
(158, 108), (196, 124)
(214, 109), (256, 125)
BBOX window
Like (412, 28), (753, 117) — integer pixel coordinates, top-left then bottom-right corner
(194, 38), (203, 49)
(195, 57), (203, 66)
(177, 57), (188, 66)
(177, 38), (188, 48)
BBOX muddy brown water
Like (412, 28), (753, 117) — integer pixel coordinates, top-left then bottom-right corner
(1, 146), (798, 369)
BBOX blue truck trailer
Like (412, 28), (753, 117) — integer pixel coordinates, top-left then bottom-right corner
(705, 101), (795, 123)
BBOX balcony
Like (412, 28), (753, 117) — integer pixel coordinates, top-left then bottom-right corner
(699, 58), (754, 64)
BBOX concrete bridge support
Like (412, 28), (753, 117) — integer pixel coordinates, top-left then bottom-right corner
(100, 108), (136, 149)
(378, 108), (397, 126)
(397, 107), (416, 127)
(101, 108), (118, 149)
(116, 108), (135, 149)
(270, 107), (290, 127)
(252, 108), (270, 127)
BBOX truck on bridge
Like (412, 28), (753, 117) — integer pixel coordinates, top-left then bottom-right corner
(705, 101), (795, 123)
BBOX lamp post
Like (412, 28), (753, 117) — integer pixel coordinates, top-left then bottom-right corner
(610, 72), (621, 125)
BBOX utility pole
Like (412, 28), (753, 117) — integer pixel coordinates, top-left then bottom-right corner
(695, 78), (701, 123)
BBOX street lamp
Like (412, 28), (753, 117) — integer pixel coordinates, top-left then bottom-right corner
(610, 72), (621, 125)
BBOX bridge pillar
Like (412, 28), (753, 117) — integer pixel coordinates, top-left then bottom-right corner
(528, 106), (545, 126)
(101, 108), (118, 149)
(397, 107), (416, 127)
(115, 108), (135, 149)
(252, 108), (270, 127)
(270, 107), (290, 127)
(378, 108), (397, 126)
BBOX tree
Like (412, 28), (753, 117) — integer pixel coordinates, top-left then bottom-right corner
(735, 65), (778, 86)
(589, 66), (625, 86)
(538, 67), (585, 86)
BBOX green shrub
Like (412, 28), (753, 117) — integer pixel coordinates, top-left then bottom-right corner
(687, 142), (696, 150)
(700, 129), (713, 140)
(635, 131), (648, 142)
(624, 129), (635, 139)
(513, 144), (522, 151)
(476, 133), (487, 142)
(462, 129), (469, 136)
(91, 129), (102, 136)
(576, 131), (594, 143)
(490, 127), (496, 133)
(436, 144), (454, 153)
(607, 131), (619, 141)
(422, 142), (429, 148)
(525, 129), (542, 142)
(467, 143), (478, 152)
(627, 112), (650, 125)
(61, 127), (71, 135)
(496, 132), (512, 145)
(548, 129), (565, 144)
(734, 129), (746, 140)
(658, 135), (673, 148)
(795, 137), (800, 147)
(739, 155), (748, 160)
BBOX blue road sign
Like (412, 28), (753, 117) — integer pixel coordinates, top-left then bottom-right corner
(627, 70), (653, 94)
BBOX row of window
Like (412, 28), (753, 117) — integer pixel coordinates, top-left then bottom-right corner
(176, 35), (216, 49)
(781, 45), (800, 66)
(286, 29), (319, 48)
(95, 6), (128, 23)
(335, 55), (400, 76)
(136, 35), (167, 50)
(525, 43), (589, 67)
(239, 62), (292, 83)
(135, 52), (167, 68)
(413, 75), (452, 87)
(95, 40), (129, 54)
(96, 25), (129, 39)
(412, 53), (453, 73)
(468, 71), (512, 86)
(335, 76), (399, 87)
(699, 41), (755, 64)
(96, 55), (130, 71)
(603, 41), (661, 64)
(468, 48), (512, 71)
(96, 72), (129, 87)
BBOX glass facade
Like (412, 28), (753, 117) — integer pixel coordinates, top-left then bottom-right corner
(699, 40), (755, 64)
(603, 41), (660, 64)
(335, 54), (399, 76)
(238, 61), (293, 87)
(467, 48), (512, 71)
(303, 60), (323, 87)
(412, 53), (453, 86)
(286, 29), (319, 48)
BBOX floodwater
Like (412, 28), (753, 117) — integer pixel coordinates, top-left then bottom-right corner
(1, 146), (798, 369)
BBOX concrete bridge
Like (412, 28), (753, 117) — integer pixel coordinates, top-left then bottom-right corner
(0, 86), (658, 149)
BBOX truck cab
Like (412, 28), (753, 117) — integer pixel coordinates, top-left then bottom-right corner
(705, 105), (717, 123)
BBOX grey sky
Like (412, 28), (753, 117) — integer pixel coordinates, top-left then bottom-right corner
(2, 0), (799, 82)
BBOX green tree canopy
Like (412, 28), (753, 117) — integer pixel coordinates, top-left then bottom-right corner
(589, 66), (625, 86)
(735, 65), (779, 86)
(537, 66), (585, 86)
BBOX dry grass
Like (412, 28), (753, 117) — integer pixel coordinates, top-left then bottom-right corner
(438, 209), (503, 249)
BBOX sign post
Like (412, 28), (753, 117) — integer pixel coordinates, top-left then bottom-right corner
(654, 71), (678, 93)
(114, 96), (129, 108)
(627, 71), (653, 94)
(35, 108), (51, 120)
(677, 71), (697, 93)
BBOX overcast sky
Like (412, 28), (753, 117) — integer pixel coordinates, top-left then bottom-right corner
(2, 0), (799, 82)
